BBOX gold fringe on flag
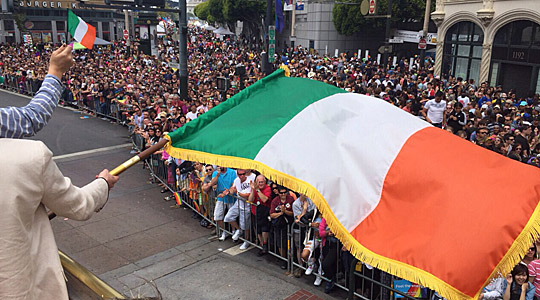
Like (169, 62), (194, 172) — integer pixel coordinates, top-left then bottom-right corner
(163, 135), (540, 300)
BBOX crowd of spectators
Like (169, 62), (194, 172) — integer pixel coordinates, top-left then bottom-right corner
(2, 23), (540, 298)
(2, 26), (540, 167)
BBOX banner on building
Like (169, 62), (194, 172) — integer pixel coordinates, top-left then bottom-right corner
(23, 34), (32, 45)
(296, 0), (304, 10)
(394, 30), (437, 45)
(283, 0), (293, 11)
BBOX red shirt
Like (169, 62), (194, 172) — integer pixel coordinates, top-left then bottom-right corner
(251, 185), (271, 215)
(270, 195), (295, 216)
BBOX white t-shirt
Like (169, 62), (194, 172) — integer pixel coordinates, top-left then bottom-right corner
(424, 99), (447, 124)
(457, 95), (470, 108)
(186, 111), (198, 121)
(233, 173), (256, 200)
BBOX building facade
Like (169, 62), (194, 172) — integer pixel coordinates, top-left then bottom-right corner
(186, 0), (204, 16)
(0, 0), (125, 44)
(276, 2), (370, 55)
(432, 0), (540, 95)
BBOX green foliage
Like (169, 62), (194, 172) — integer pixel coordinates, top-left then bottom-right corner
(194, 1), (210, 21)
(207, 0), (225, 24)
(223, 0), (265, 24)
(332, 0), (432, 36)
(157, 2), (179, 21)
(195, 0), (264, 27)
(13, 13), (27, 33)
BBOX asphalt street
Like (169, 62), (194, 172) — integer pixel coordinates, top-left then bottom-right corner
(0, 89), (129, 154)
(1, 90), (345, 300)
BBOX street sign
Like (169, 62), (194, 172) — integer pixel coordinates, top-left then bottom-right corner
(389, 38), (403, 44)
(418, 38), (427, 50)
(360, 0), (369, 16)
(368, 0), (376, 14)
(268, 25), (276, 63)
(269, 25), (275, 40)
(269, 44), (275, 63)
(378, 45), (392, 54)
(123, 29), (129, 40)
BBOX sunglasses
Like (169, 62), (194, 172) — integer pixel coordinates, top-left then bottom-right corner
(278, 191), (287, 195)
(206, 168), (213, 172)
(237, 173), (246, 176)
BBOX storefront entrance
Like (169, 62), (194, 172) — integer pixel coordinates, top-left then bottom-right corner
(490, 20), (540, 97)
(500, 63), (534, 96)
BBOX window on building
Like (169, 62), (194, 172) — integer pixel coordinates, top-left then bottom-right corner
(56, 21), (65, 31)
(495, 21), (540, 49)
(442, 21), (484, 83)
(4, 20), (15, 30)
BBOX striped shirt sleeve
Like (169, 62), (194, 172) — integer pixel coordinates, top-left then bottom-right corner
(0, 74), (64, 138)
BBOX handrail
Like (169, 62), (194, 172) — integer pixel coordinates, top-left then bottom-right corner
(59, 250), (125, 299)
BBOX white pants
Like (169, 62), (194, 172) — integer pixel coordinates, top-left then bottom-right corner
(223, 200), (251, 230)
(214, 201), (233, 221)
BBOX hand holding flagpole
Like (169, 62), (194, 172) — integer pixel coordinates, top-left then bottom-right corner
(48, 139), (169, 220)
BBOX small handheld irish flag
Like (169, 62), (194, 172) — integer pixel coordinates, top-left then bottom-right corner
(67, 10), (96, 49)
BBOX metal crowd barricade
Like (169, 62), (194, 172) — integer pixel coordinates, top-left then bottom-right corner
(128, 143), (439, 299)
(0, 76), (128, 124)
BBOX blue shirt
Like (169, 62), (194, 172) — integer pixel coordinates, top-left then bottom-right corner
(0, 75), (63, 138)
(212, 168), (236, 204)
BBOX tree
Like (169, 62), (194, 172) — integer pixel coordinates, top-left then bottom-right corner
(207, 0), (226, 24)
(194, 0), (264, 35)
(332, 0), (433, 36)
(13, 13), (27, 42)
(157, 1), (179, 22)
(223, 0), (265, 35)
(194, 1), (210, 21)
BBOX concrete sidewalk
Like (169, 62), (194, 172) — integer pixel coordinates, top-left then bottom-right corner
(52, 147), (347, 299)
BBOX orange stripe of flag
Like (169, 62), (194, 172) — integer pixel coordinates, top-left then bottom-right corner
(350, 127), (540, 297)
(80, 24), (96, 49)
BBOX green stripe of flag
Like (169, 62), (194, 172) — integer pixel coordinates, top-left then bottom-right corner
(167, 69), (346, 159)
(67, 10), (80, 36)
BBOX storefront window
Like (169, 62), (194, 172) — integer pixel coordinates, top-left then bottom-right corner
(443, 21), (483, 82)
(4, 20), (15, 30)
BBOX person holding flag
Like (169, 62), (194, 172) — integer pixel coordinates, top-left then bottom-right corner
(0, 43), (118, 300)
(0, 44), (73, 138)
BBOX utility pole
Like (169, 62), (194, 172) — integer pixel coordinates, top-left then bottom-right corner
(291, 0), (296, 37)
(263, 0), (273, 75)
(419, 0), (431, 68)
(124, 9), (130, 56)
(178, 0), (188, 100)
(382, 0), (392, 71)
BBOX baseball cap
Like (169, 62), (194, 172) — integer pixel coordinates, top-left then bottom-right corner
(520, 101), (527, 106)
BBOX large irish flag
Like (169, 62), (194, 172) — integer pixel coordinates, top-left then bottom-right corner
(164, 70), (540, 299)
(67, 10), (96, 49)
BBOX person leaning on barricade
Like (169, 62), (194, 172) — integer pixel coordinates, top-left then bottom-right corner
(0, 44), (73, 138)
(292, 194), (316, 277)
(223, 169), (256, 250)
(270, 186), (295, 270)
(209, 166), (237, 240)
(248, 175), (272, 256)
